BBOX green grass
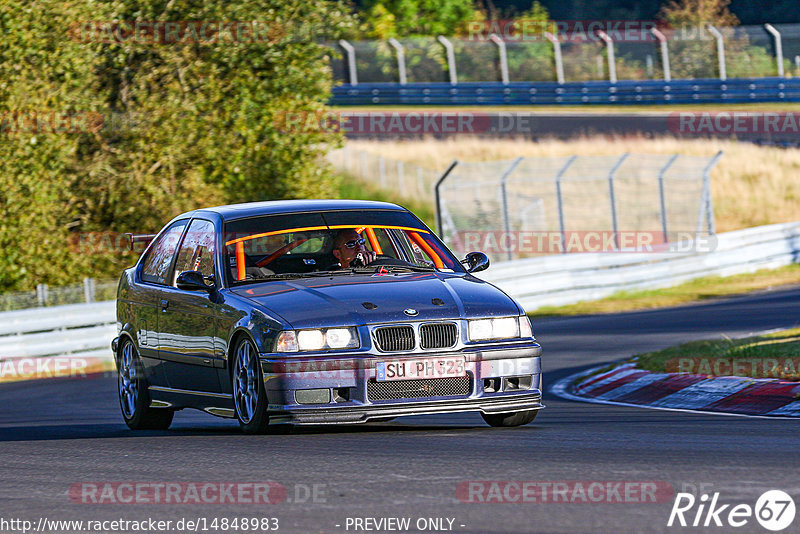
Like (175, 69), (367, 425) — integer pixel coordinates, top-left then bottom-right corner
(336, 171), (436, 230)
(633, 327), (800, 381)
(532, 263), (800, 317)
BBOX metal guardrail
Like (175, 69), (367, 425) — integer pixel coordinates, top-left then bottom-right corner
(331, 78), (800, 106)
(479, 221), (800, 310)
(0, 302), (116, 375)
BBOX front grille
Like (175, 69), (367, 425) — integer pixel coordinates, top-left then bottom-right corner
(420, 322), (458, 349)
(368, 376), (472, 400)
(373, 326), (415, 352)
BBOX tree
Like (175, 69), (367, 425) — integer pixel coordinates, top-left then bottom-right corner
(362, 0), (479, 37)
(0, 0), (358, 291)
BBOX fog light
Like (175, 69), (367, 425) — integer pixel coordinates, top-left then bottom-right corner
(295, 388), (331, 404)
(483, 377), (501, 393)
(503, 375), (533, 391)
(333, 387), (351, 402)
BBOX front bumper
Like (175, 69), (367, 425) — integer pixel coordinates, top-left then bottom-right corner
(260, 344), (543, 425)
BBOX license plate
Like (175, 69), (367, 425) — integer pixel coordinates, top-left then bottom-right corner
(376, 357), (466, 382)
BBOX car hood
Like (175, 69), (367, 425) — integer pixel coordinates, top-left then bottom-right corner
(231, 272), (520, 328)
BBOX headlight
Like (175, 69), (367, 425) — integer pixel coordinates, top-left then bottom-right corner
(468, 317), (520, 341)
(275, 328), (359, 352)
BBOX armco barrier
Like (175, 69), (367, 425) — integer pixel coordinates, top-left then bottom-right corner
(0, 302), (117, 380)
(330, 78), (800, 106)
(478, 221), (800, 310)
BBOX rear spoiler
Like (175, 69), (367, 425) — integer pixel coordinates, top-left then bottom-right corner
(124, 233), (156, 251)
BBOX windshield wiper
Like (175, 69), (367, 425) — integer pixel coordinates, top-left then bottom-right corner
(374, 265), (436, 273)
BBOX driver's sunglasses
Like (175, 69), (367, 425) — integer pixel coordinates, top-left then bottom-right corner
(341, 238), (366, 249)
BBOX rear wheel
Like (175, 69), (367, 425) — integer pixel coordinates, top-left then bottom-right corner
(232, 337), (271, 434)
(481, 409), (538, 427)
(117, 338), (174, 430)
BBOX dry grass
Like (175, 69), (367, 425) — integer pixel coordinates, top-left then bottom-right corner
(346, 137), (800, 233)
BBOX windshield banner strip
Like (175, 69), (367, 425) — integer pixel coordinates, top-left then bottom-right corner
(224, 224), (429, 246)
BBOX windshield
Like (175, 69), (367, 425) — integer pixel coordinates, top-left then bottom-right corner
(223, 210), (464, 284)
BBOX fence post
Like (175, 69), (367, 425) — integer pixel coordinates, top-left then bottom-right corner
(764, 24), (785, 77)
(499, 157), (524, 262)
(338, 40), (358, 85)
(36, 284), (49, 306)
(83, 277), (96, 303)
(378, 156), (386, 188)
(489, 34), (509, 84)
(435, 161), (459, 237)
(704, 151), (723, 236)
(596, 30), (617, 83)
(437, 36), (458, 84)
(360, 150), (367, 177)
(651, 27), (671, 82)
(707, 26), (727, 81)
(544, 32), (565, 84)
(388, 38), (407, 85)
(554, 156), (577, 254)
(657, 154), (679, 243)
(607, 153), (629, 250)
(397, 160), (404, 189)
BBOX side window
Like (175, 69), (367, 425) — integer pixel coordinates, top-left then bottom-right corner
(141, 221), (188, 285)
(172, 219), (216, 286)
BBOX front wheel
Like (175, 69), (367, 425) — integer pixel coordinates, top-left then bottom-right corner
(117, 338), (174, 430)
(232, 337), (271, 434)
(481, 409), (538, 427)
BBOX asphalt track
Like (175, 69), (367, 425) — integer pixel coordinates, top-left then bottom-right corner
(1, 286), (799, 533)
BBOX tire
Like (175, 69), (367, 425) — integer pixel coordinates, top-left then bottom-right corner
(117, 338), (174, 430)
(232, 336), (271, 434)
(481, 409), (538, 428)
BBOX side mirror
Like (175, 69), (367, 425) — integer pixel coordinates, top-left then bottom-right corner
(462, 251), (490, 273)
(176, 270), (213, 291)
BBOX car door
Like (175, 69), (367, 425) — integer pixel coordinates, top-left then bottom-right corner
(138, 219), (190, 387)
(158, 218), (223, 393)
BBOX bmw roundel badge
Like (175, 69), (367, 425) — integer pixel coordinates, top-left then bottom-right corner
(404, 308), (419, 316)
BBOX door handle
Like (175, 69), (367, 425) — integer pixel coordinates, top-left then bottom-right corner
(160, 299), (169, 311)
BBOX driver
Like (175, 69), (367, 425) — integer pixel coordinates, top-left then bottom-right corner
(332, 229), (376, 269)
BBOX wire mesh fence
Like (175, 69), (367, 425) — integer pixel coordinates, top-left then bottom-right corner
(0, 278), (118, 311)
(331, 24), (798, 84)
(327, 146), (442, 202)
(329, 147), (721, 262)
(438, 153), (721, 260)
